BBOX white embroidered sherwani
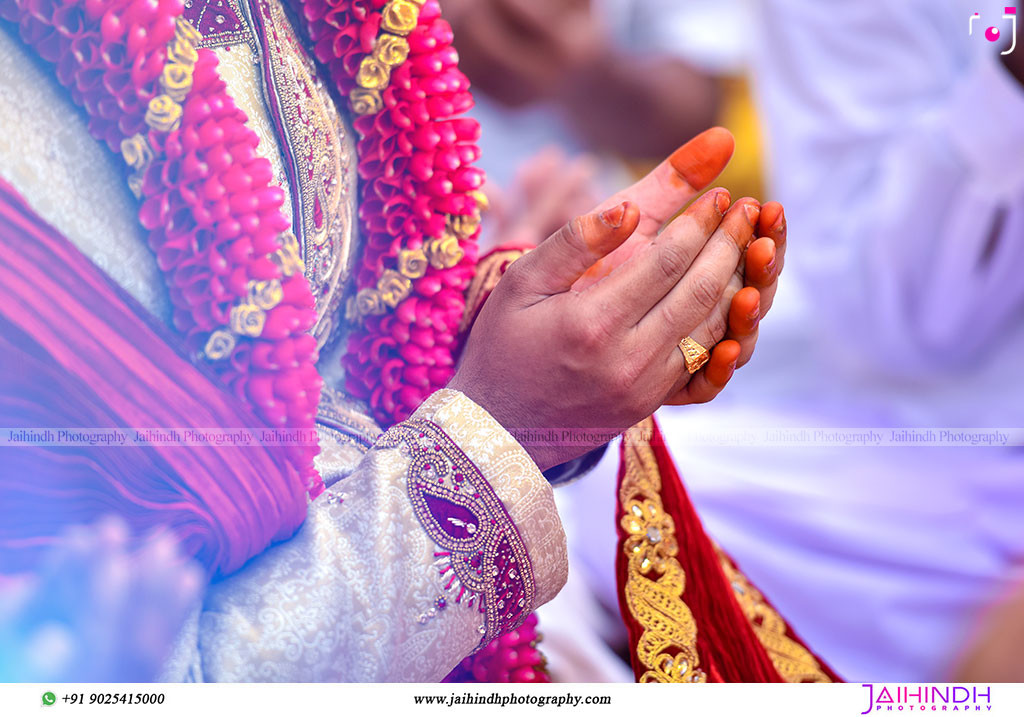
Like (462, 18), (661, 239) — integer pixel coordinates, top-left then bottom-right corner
(0, 0), (567, 682)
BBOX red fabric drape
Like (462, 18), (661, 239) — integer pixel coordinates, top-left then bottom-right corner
(615, 416), (841, 682)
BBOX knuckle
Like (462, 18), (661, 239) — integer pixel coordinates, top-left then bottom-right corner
(708, 303), (730, 342)
(723, 219), (753, 253)
(498, 258), (538, 300)
(654, 242), (691, 283)
(689, 269), (723, 315)
(565, 214), (589, 244)
(563, 305), (610, 349)
(658, 307), (682, 335)
(564, 215), (588, 252)
(605, 363), (640, 404)
(592, 345), (641, 400)
(499, 258), (527, 290)
(575, 322), (604, 349)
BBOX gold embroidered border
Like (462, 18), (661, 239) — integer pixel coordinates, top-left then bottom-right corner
(254, 0), (358, 349)
(189, 0), (256, 52)
(715, 547), (832, 683)
(316, 385), (382, 449)
(619, 418), (706, 683)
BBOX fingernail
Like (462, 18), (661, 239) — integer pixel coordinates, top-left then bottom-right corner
(714, 190), (730, 214)
(669, 127), (735, 189)
(773, 209), (786, 235)
(743, 202), (760, 226)
(600, 202), (626, 228)
(747, 301), (760, 322)
(764, 245), (778, 275)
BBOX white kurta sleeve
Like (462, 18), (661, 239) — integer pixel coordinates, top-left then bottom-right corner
(163, 389), (567, 682)
(752, 0), (1024, 376)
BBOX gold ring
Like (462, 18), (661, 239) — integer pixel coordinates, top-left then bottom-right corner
(678, 336), (710, 374)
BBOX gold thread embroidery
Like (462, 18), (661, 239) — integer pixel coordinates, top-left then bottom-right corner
(716, 547), (832, 683)
(619, 418), (706, 683)
(254, 0), (358, 351)
(316, 385), (382, 450)
(186, 0), (256, 52)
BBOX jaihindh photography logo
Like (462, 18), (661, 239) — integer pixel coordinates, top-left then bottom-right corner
(860, 685), (993, 713)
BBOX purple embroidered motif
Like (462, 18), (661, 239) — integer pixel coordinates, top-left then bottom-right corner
(183, 0), (253, 49)
(377, 419), (536, 646)
(424, 494), (480, 540)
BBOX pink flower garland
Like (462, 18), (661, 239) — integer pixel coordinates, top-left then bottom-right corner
(2, 0), (323, 493)
(444, 613), (551, 683)
(297, 0), (483, 426)
(297, 2), (554, 683)
(6, 0), (548, 683)
(4, 0), (483, 478)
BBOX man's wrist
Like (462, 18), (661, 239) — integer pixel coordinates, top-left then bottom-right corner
(443, 375), (565, 472)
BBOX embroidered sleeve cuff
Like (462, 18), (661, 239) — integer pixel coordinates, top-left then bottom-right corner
(403, 389), (568, 628)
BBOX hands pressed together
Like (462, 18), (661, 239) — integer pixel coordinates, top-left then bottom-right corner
(449, 128), (787, 471)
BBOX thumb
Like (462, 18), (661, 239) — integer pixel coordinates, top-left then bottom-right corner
(513, 201), (640, 296)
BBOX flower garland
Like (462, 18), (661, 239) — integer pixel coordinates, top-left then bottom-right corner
(3, 0), (483, 476)
(296, 2), (550, 682)
(5, 0), (544, 685)
(443, 613), (551, 683)
(1, 0), (323, 494)
(297, 0), (484, 426)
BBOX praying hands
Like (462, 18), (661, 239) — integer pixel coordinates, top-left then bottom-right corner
(449, 128), (787, 471)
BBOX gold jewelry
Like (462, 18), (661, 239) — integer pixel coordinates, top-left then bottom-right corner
(678, 336), (710, 374)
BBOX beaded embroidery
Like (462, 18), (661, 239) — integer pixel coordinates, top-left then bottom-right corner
(183, 0), (254, 51)
(185, 0), (359, 350)
(377, 418), (535, 646)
